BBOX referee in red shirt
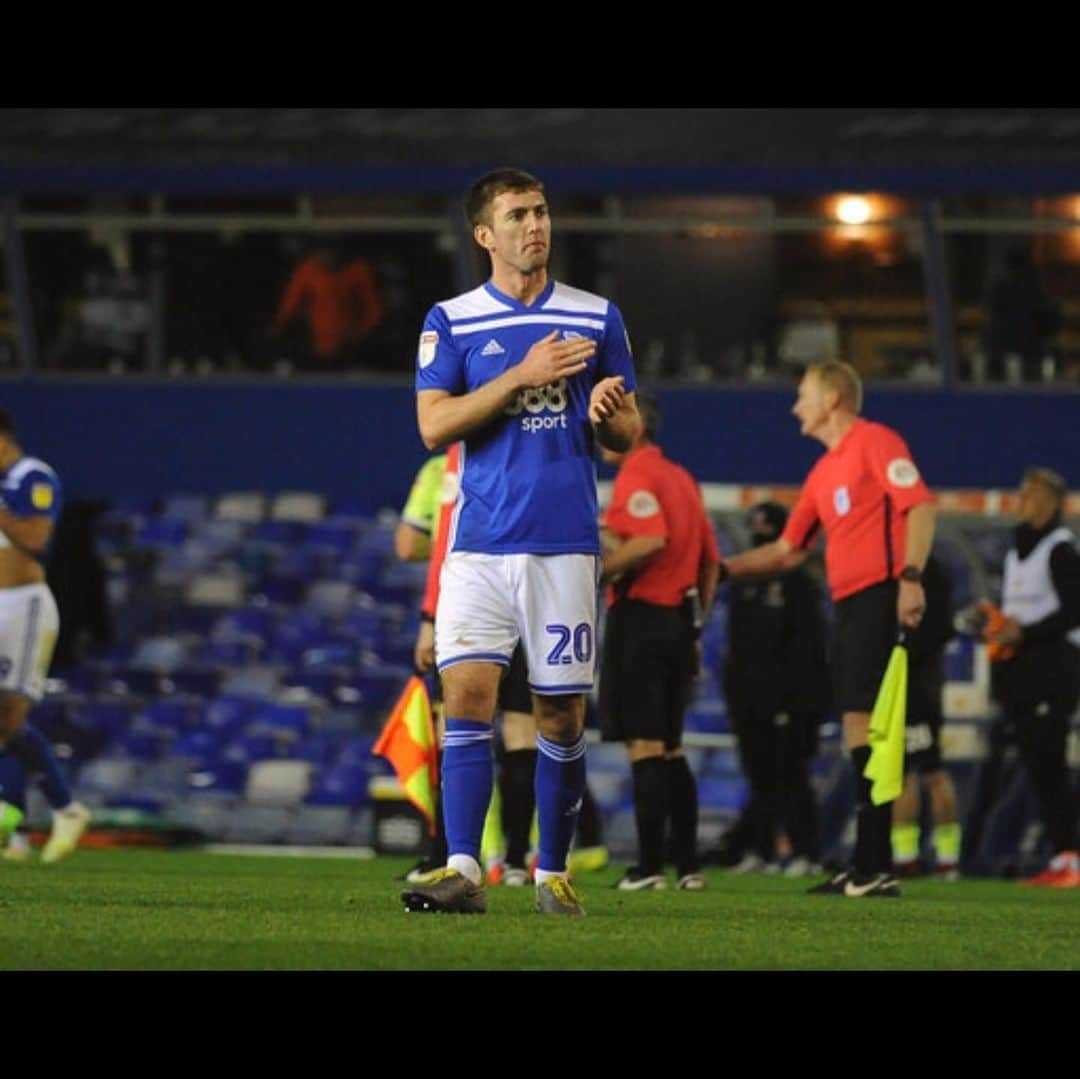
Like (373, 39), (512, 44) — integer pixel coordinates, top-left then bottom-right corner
(720, 361), (936, 898)
(598, 392), (721, 891)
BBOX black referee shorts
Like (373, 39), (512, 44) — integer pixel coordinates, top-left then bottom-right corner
(598, 598), (696, 750)
(831, 580), (899, 715)
(498, 643), (532, 715)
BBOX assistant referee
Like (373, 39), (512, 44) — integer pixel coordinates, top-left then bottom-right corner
(598, 391), (720, 891)
(719, 361), (936, 899)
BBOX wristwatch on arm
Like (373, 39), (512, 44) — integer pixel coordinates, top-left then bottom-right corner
(899, 565), (922, 583)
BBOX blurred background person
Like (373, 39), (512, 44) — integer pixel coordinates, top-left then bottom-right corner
(984, 247), (1062, 384)
(891, 553), (963, 880)
(720, 501), (830, 878)
(273, 243), (383, 373)
(983, 466), (1080, 887)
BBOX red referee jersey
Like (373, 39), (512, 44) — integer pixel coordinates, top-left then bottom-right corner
(781, 418), (933, 601)
(603, 445), (719, 608)
(421, 441), (461, 618)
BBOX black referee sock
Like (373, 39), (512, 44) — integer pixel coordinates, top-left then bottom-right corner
(632, 756), (669, 876)
(850, 746), (876, 877)
(429, 750), (448, 866)
(666, 755), (700, 877)
(499, 748), (538, 868)
(576, 784), (603, 849)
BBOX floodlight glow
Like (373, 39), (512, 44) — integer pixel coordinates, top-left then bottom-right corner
(835, 196), (872, 226)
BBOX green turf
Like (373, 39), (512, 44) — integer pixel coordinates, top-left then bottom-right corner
(0, 849), (1076, 970)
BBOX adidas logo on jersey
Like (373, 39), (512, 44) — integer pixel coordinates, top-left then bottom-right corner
(481, 339), (506, 356)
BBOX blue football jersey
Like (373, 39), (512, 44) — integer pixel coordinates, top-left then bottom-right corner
(0, 455), (63, 560)
(416, 280), (636, 555)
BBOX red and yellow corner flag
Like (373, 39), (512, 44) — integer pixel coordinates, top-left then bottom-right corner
(863, 639), (909, 806)
(372, 676), (439, 834)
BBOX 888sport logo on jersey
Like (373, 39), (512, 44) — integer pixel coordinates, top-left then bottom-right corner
(504, 379), (570, 433)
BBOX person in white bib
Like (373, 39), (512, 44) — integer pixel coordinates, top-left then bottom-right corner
(984, 466), (1080, 888)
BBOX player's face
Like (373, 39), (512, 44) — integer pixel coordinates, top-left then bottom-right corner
(482, 189), (550, 276)
(1016, 477), (1058, 527)
(792, 371), (829, 437)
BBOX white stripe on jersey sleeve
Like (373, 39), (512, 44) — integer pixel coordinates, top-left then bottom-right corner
(544, 282), (611, 316)
(438, 286), (513, 321)
(450, 314), (606, 336)
(7, 457), (58, 485)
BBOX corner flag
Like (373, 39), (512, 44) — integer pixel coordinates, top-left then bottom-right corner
(372, 676), (439, 834)
(863, 635), (909, 806)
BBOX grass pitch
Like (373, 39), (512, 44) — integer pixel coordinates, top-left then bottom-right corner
(0, 849), (1076, 970)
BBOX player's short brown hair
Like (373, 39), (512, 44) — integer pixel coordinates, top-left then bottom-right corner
(464, 168), (545, 229)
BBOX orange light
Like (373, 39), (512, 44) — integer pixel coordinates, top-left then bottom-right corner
(835, 195), (872, 226)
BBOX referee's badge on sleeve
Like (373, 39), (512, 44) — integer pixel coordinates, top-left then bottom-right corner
(628, 490), (660, 519)
(886, 458), (920, 488)
(418, 331), (438, 369)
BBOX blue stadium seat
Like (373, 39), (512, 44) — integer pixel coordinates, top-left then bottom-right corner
(697, 778), (748, 812)
(131, 635), (190, 672)
(336, 606), (386, 645)
(172, 730), (224, 764)
(305, 763), (370, 808)
(186, 759), (248, 801)
(302, 521), (361, 556)
(136, 518), (188, 548)
(165, 665), (224, 698)
(120, 728), (168, 763)
(213, 606), (277, 648)
(197, 639), (258, 667)
(328, 494), (382, 521)
(76, 700), (137, 741)
(288, 734), (342, 767)
(337, 668), (411, 713)
(281, 668), (342, 701)
(684, 699), (730, 734)
(161, 494), (211, 524)
(300, 641), (358, 670)
(138, 698), (195, 734)
(198, 696), (258, 741)
(250, 519), (308, 546)
(945, 637), (976, 682)
(223, 733), (278, 765)
(246, 702), (310, 740)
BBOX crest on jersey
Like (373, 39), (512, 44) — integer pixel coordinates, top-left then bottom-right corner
(31, 483), (53, 511)
(628, 490), (660, 519)
(562, 330), (584, 341)
(833, 485), (851, 516)
(886, 458), (920, 488)
(418, 331), (438, 369)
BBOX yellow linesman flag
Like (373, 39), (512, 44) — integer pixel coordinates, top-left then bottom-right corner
(372, 676), (439, 834)
(863, 641), (909, 806)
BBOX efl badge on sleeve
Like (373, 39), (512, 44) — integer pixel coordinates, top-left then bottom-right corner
(31, 483), (54, 511)
(886, 458), (920, 488)
(628, 490), (660, 519)
(418, 331), (438, 369)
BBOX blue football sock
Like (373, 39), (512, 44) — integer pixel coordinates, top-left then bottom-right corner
(535, 732), (586, 874)
(5, 724), (72, 810)
(441, 719), (494, 864)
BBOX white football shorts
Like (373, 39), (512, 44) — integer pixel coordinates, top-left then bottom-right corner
(435, 551), (598, 695)
(0, 583), (60, 702)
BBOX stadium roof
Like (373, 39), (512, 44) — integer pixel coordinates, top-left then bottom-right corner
(4, 108), (1080, 194)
